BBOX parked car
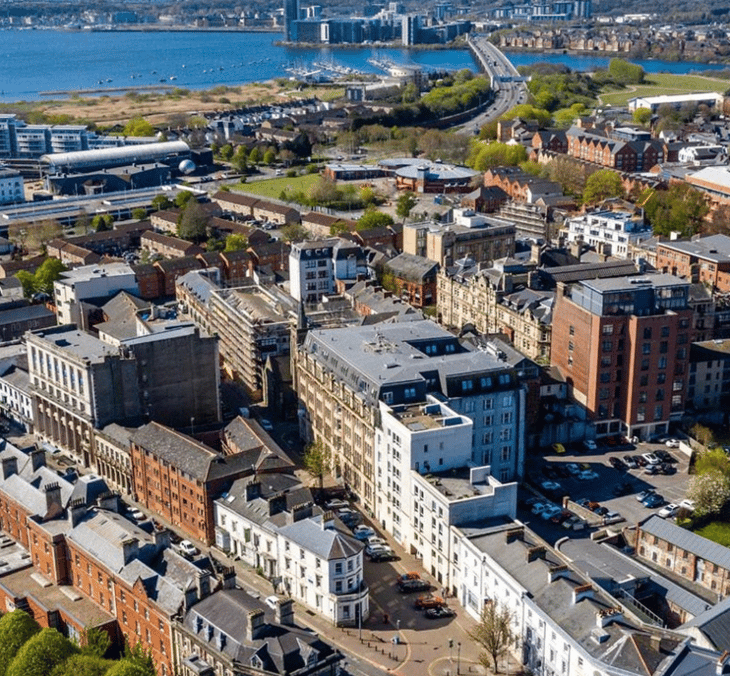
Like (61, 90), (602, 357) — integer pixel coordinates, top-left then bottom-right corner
(550, 510), (572, 525)
(129, 508), (147, 522)
(541, 504), (563, 520)
(426, 606), (456, 619)
(265, 595), (281, 610)
(396, 572), (420, 586)
(399, 579), (430, 593)
(325, 499), (349, 510)
(365, 544), (389, 557)
(609, 457), (627, 471)
(603, 510), (622, 523)
(366, 536), (387, 547)
(655, 450), (677, 464)
(370, 550), (399, 563)
(178, 540), (198, 557)
(636, 489), (655, 502)
(679, 499), (696, 512)
(642, 453), (660, 465)
(612, 480), (633, 497)
(665, 439), (680, 448)
(552, 443), (566, 454)
(414, 595), (446, 610)
(566, 463), (580, 475)
(540, 480), (562, 493)
(575, 498), (590, 508)
(642, 493), (665, 508)
(658, 503), (679, 518)
(634, 455), (648, 467)
(583, 440), (598, 452)
(352, 525), (375, 540)
(259, 419), (274, 431)
(531, 502), (549, 515)
(623, 455), (638, 469)
(594, 506), (609, 516)
(659, 463), (676, 475)
(577, 470), (599, 481)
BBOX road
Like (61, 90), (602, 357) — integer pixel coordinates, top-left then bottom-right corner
(455, 34), (529, 135)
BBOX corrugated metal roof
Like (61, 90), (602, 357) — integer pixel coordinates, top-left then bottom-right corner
(41, 141), (189, 168)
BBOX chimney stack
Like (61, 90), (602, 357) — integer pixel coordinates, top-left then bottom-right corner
(67, 498), (86, 526)
(322, 510), (335, 530)
(195, 569), (212, 601)
(573, 583), (594, 605)
(275, 598), (295, 626)
(527, 546), (546, 563)
(95, 492), (121, 513)
(716, 650), (730, 676)
(1, 455), (17, 480)
(29, 448), (46, 472)
(246, 609), (266, 641)
(220, 566), (236, 590)
(44, 482), (63, 518)
(505, 527), (524, 544)
(121, 537), (139, 565)
(596, 607), (623, 627)
(245, 481), (261, 501)
(548, 564), (570, 584)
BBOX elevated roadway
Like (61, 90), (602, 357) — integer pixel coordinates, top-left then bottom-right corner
(456, 34), (530, 135)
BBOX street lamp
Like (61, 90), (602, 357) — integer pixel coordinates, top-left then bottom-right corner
(457, 641), (461, 675)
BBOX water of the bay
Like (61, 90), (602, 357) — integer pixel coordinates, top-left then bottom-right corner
(1, 29), (729, 102)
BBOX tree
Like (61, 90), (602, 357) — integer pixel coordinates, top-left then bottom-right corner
(642, 183), (709, 237)
(174, 190), (195, 209)
(687, 470), (730, 517)
(0, 610), (41, 676)
(91, 214), (113, 232)
(224, 234), (248, 252)
(263, 149), (277, 165)
(51, 654), (112, 676)
(329, 221), (351, 236)
(608, 58), (645, 84)
(7, 627), (78, 676)
(281, 223), (310, 243)
(132, 208), (147, 221)
(249, 146), (261, 165)
(468, 600), (515, 674)
(691, 423), (716, 449)
(177, 201), (209, 242)
(303, 439), (331, 495)
(219, 144), (234, 161)
(695, 448), (730, 478)
(78, 627), (110, 659)
(633, 107), (652, 126)
(104, 661), (155, 676)
(34, 258), (67, 295)
(122, 117), (155, 137)
(396, 192), (418, 221)
(467, 141), (527, 172)
(151, 194), (172, 211)
(582, 169), (624, 204)
(357, 210), (394, 230)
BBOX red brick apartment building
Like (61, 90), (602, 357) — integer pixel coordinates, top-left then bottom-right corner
(656, 234), (730, 294)
(130, 422), (257, 544)
(551, 273), (692, 440)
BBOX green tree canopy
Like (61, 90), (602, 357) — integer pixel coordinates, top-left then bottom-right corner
(34, 258), (68, 295)
(249, 147), (261, 165)
(467, 141), (527, 172)
(468, 600), (516, 673)
(50, 654), (112, 676)
(641, 183), (709, 237)
(151, 194), (172, 211)
(281, 223), (310, 243)
(174, 190), (196, 209)
(177, 201), (209, 242)
(396, 192), (418, 221)
(224, 234), (248, 252)
(608, 58), (645, 84)
(357, 210), (394, 230)
(122, 117), (155, 137)
(582, 169), (624, 204)
(687, 470), (730, 517)
(0, 610), (41, 676)
(501, 104), (552, 127)
(7, 627), (78, 676)
(132, 208), (147, 221)
(303, 439), (331, 494)
(694, 447), (730, 478)
(632, 107), (652, 125)
(263, 149), (277, 165)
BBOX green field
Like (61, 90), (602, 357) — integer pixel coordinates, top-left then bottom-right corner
(599, 72), (730, 107)
(228, 173), (321, 200)
(695, 521), (730, 547)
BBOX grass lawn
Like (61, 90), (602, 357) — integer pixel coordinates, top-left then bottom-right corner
(228, 173), (321, 200)
(599, 72), (730, 107)
(695, 521), (730, 547)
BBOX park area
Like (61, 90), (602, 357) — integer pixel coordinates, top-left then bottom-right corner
(599, 72), (730, 107)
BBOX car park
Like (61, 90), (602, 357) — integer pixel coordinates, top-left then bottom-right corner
(642, 493), (665, 508)
(414, 595), (446, 610)
(658, 503), (679, 518)
(426, 606), (456, 619)
(399, 579), (430, 593)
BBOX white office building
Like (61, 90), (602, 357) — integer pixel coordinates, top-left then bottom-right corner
(565, 210), (652, 259)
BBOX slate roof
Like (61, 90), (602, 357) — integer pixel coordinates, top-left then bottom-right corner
(276, 516), (363, 561)
(131, 422), (258, 482)
(681, 595), (730, 650)
(385, 253), (439, 282)
(641, 515), (730, 571)
(182, 588), (340, 672)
